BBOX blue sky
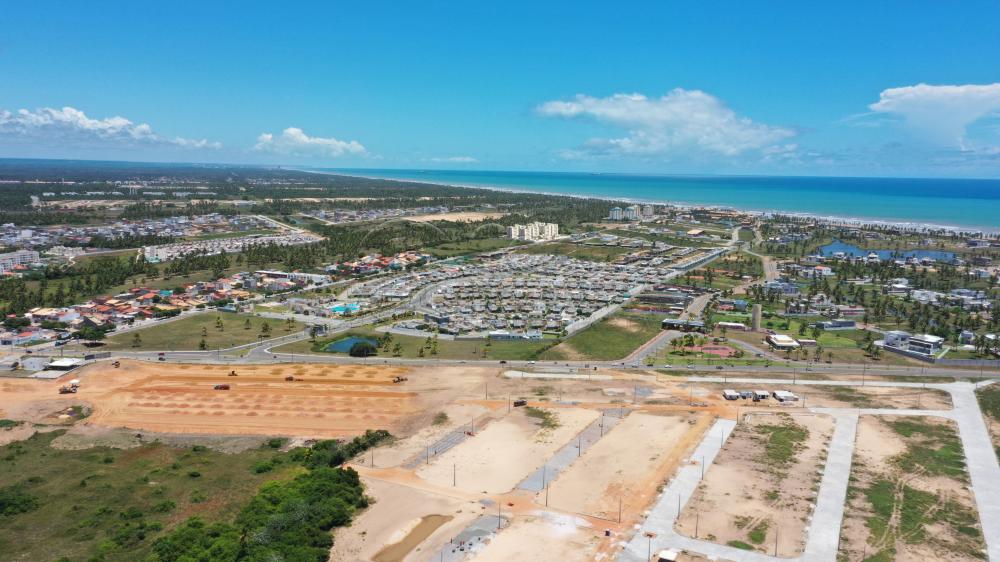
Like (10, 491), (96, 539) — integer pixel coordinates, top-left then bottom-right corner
(2, 1), (1000, 177)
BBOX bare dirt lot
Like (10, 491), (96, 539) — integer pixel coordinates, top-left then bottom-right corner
(0, 360), (491, 439)
(329, 477), (481, 562)
(406, 212), (506, 223)
(545, 412), (709, 520)
(671, 381), (951, 411)
(468, 511), (601, 562)
(415, 407), (598, 494)
(839, 415), (986, 562)
(676, 412), (835, 556)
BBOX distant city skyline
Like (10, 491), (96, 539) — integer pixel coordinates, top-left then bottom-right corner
(2, 1), (1000, 178)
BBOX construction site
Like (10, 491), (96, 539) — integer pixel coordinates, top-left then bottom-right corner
(1, 360), (998, 562)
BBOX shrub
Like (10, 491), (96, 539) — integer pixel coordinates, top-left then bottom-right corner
(348, 341), (377, 357)
(0, 486), (39, 516)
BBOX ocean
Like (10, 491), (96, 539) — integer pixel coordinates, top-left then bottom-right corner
(322, 168), (1000, 232)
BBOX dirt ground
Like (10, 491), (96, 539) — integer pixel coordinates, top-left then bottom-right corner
(676, 412), (835, 556)
(468, 511), (602, 562)
(370, 401), (491, 468)
(406, 212), (506, 223)
(0, 360), (491, 439)
(415, 407), (598, 494)
(839, 415), (985, 562)
(670, 381), (951, 411)
(545, 412), (708, 520)
(329, 477), (480, 562)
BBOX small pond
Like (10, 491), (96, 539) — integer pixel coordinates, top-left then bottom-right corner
(324, 336), (378, 353)
(818, 240), (956, 262)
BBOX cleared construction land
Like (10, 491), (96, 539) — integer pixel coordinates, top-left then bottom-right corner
(839, 415), (985, 561)
(0, 360), (442, 438)
(415, 406), (598, 494)
(544, 412), (709, 520)
(676, 412), (835, 556)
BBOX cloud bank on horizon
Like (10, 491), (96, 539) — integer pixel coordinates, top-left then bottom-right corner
(254, 127), (366, 158)
(537, 89), (795, 158)
(0, 106), (220, 150)
(867, 83), (1000, 149)
(1, 83), (999, 174)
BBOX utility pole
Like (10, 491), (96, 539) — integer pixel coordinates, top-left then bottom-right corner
(618, 497), (622, 524)
(453, 463), (456, 487)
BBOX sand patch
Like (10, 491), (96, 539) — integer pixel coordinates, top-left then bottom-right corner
(329, 477), (478, 562)
(468, 511), (599, 562)
(676, 412), (834, 556)
(415, 408), (598, 494)
(545, 412), (705, 519)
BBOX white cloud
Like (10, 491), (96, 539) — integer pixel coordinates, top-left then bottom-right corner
(425, 155), (477, 163)
(538, 89), (795, 158)
(0, 106), (220, 149)
(254, 127), (365, 158)
(868, 83), (1000, 147)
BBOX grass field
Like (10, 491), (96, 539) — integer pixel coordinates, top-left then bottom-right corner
(274, 326), (557, 361)
(539, 312), (663, 361)
(976, 385), (1000, 456)
(515, 242), (634, 262)
(102, 312), (304, 351)
(0, 430), (296, 561)
(423, 238), (522, 258)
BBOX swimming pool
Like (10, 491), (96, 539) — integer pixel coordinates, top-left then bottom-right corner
(329, 302), (362, 314)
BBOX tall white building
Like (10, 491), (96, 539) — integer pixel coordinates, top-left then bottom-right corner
(609, 207), (623, 220)
(623, 205), (640, 221)
(641, 204), (654, 219)
(507, 222), (559, 241)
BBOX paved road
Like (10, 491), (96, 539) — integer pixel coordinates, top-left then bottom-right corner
(621, 378), (1000, 562)
(619, 419), (737, 562)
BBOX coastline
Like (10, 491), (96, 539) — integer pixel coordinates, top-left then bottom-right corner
(300, 168), (999, 234)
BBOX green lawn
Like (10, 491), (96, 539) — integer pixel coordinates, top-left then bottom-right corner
(539, 312), (664, 361)
(515, 242), (634, 262)
(0, 430), (297, 562)
(423, 238), (522, 258)
(103, 312), (304, 351)
(274, 326), (557, 361)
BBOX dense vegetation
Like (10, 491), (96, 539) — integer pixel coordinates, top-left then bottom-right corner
(0, 428), (391, 562)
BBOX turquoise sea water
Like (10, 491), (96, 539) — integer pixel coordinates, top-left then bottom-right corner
(324, 169), (1000, 231)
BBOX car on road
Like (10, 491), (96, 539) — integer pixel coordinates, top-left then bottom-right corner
(716, 365), (724, 370)
(662, 364), (673, 369)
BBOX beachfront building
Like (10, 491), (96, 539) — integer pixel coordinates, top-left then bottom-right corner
(641, 204), (654, 219)
(507, 222), (559, 242)
(623, 205), (640, 221)
(609, 207), (624, 221)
